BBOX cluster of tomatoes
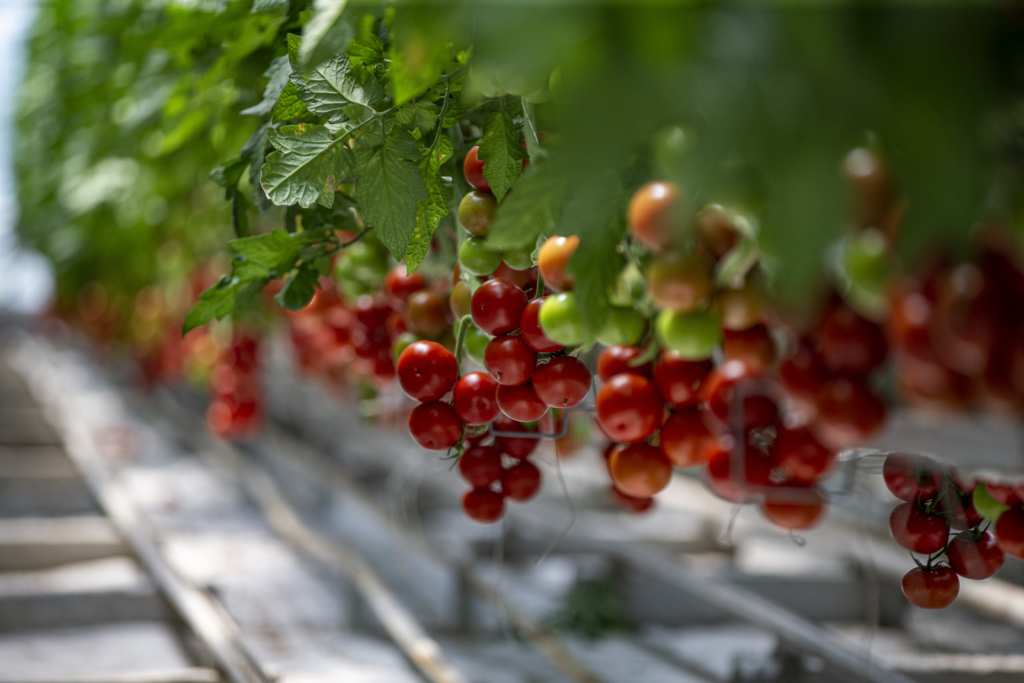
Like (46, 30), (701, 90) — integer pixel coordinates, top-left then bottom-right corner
(204, 332), (263, 438)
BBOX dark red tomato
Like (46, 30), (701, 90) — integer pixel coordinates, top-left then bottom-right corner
(660, 409), (721, 468)
(386, 310), (408, 339)
(228, 334), (259, 370)
(458, 445), (503, 487)
(816, 304), (888, 376)
(406, 290), (449, 338)
(408, 402), (463, 450)
(502, 461), (542, 502)
(396, 341), (458, 402)
(597, 345), (653, 382)
(520, 298), (564, 353)
(496, 383), (548, 422)
(882, 452), (942, 502)
(453, 372), (500, 425)
(462, 487), (505, 523)
(463, 146), (490, 192)
(702, 360), (778, 432)
(484, 336), (537, 386)
(995, 506), (1024, 559)
(653, 353), (712, 408)
(608, 485), (655, 513)
(493, 261), (536, 290)
(533, 357), (592, 408)
(354, 295), (393, 329)
(901, 566), (959, 609)
(595, 373), (663, 443)
(761, 486), (827, 530)
(888, 284), (934, 360)
(608, 442), (673, 497)
(627, 181), (681, 252)
(373, 351), (396, 381)
(705, 447), (774, 503)
(471, 278), (528, 336)
(947, 531), (1005, 580)
(813, 377), (886, 449)
(889, 502), (950, 554)
(384, 265), (426, 303)
(929, 263), (998, 378)
(492, 415), (540, 459)
(772, 427), (835, 484)
(723, 324), (777, 373)
(986, 483), (1021, 507)
(779, 340), (826, 404)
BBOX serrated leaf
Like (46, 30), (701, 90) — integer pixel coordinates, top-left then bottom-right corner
(348, 33), (384, 81)
(252, 0), (289, 11)
(231, 229), (304, 280)
(478, 108), (527, 202)
(288, 34), (382, 123)
(485, 160), (569, 251)
(272, 82), (312, 123)
(275, 266), (319, 310)
(354, 129), (427, 259)
(395, 101), (437, 134)
(240, 123), (270, 213)
(406, 136), (453, 271)
(183, 277), (241, 333)
(240, 56), (291, 117)
(261, 124), (350, 209)
(299, 0), (354, 70)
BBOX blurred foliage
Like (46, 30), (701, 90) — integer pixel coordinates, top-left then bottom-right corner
(547, 571), (636, 639)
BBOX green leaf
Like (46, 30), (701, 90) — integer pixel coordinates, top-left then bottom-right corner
(299, 0), (354, 71)
(261, 124), (351, 209)
(477, 108), (527, 202)
(389, 34), (451, 105)
(231, 229), (304, 280)
(210, 155), (247, 191)
(240, 56), (291, 117)
(354, 129), (427, 259)
(406, 136), (453, 271)
(240, 123), (270, 213)
(231, 189), (250, 238)
(288, 34), (382, 124)
(396, 101), (438, 134)
(485, 160), (569, 251)
(183, 277), (245, 334)
(252, 0), (289, 11)
(275, 267), (320, 310)
(348, 33), (384, 80)
(272, 82), (312, 122)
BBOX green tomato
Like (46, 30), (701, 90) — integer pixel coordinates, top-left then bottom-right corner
(844, 229), (888, 293)
(459, 236), (502, 276)
(502, 248), (534, 271)
(392, 332), (418, 363)
(596, 307), (647, 346)
(655, 309), (721, 360)
(463, 324), (491, 365)
(973, 482), (1010, 523)
(539, 293), (586, 346)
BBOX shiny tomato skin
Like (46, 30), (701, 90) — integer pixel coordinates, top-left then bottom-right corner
(722, 324), (777, 373)
(533, 357), (592, 408)
(627, 181), (681, 251)
(453, 372), (501, 426)
(502, 460), (542, 502)
(653, 354), (712, 408)
(484, 335), (537, 386)
(462, 487), (505, 523)
(463, 146), (490, 192)
(608, 442), (673, 497)
(595, 373), (663, 443)
(496, 383), (548, 422)
(537, 235), (580, 293)
(458, 190), (497, 237)
(901, 566), (959, 609)
(772, 426), (835, 484)
(761, 486), (827, 530)
(889, 501), (950, 554)
(597, 345), (652, 382)
(519, 298), (564, 353)
(947, 530), (1005, 580)
(882, 452), (942, 502)
(406, 289), (449, 338)
(660, 409), (720, 468)
(397, 341), (458, 402)
(471, 278), (529, 336)
(458, 445), (503, 487)
(408, 402), (463, 450)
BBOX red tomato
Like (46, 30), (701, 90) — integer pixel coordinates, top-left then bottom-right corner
(772, 427), (835, 484)
(608, 442), (673, 497)
(533, 357), (592, 408)
(396, 341), (458, 402)
(458, 445), (503, 487)
(816, 304), (888, 376)
(722, 324), (777, 373)
(384, 265), (426, 303)
(502, 461), (542, 502)
(653, 353), (712, 408)
(471, 278), (528, 336)
(607, 484), (655, 513)
(813, 376), (886, 449)
(595, 373), (663, 443)
(463, 146), (490, 192)
(597, 345), (652, 382)
(702, 360), (778, 432)
(408, 402), (463, 450)
(492, 415), (540, 459)
(889, 501), (950, 554)
(705, 446), (774, 503)
(453, 372), (501, 425)
(901, 566), (959, 609)
(520, 298), (563, 353)
(882, 452), (942, 502)
(947, 530), (1005, 580)
(995, 506), (1024, 559)
(660, 409), (721, 468)
(484, 335), (537, 386)
(779, 340), (826, 404)
(761, 486), (827, 530)
(462, 487), (505, 523)
(496, 383), (548, 422)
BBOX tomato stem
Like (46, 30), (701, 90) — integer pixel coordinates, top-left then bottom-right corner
(453, 314), (473, 374)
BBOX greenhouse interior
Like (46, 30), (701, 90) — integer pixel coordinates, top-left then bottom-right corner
(3, 2), (1024, 682)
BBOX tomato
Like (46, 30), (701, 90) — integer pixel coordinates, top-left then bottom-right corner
(391, 332), (417, 363)
(597, 345), (652, 382)
(722, 324), (777, 373)
(761, 486), (827, 530)
(406, 290), (449, 338)
(492, 415), (540, 459)
(973, 482), (1011, 522)
(779, 340), (826, 404)
(471, 278), (528, 336)
(889, 502), (950, 554)
(660, 409), (720, 468)
(397, 341), (458, 402)
(702, 360), (778, 431)
(462, 487), (505, 523)
(458, 190), (497, 237)
(533, 357), (592, 408)
(459, 236), (502, 276)
(537, 235), (579, 292)
(408, 401), (463, 450)
(772, 426), (835, 484)
(901, 566), (959, 609)
(842, 147), (891, 229)
(520, 298), (564, 353)
(458, 445), (503, 487)
(627, 181), (680, 252)
(608, 485), (655, 513)
(384, 266), (426, 303)
(354, 295), (393, 329)
(656, 309), (721, 360)
(718, 283), (765, 331)
(888, 284), (934, 360)
(453, 372), (501, 425)
(502, 460), (542, 502)
(450, 281), (473, 320)
(813, 376), (886, 449)
(705, 446), (774, 503)
(501, 247), (534, 271)
(538, 293), (586, 346)
(463, 146), (491, 192)
(947, 531), (1005, 580)
(694, 204), (740, 259)
(493, 261), (535, 290)
(596, 374), (663, 443)
(484, 335), (537, 386)
(882, 453), (941, 502)
(463, 324), (490, 365)
(816, 304), (887, 376)
(995, 506), (1024, 559)
(596, 307), (647, 346)
(608, 442), (673, 497)
(496, 382), (548, 422)
(647, 250), (712, 312)
(653, 353), (711, 408)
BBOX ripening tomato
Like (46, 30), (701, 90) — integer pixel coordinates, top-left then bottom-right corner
(947, 530), (1005, 580)
(694, 203), (740, 259)
(656, 309), (722, 360)
(406, 290), (449, 338)
(722, 324), (777, 373)
(717, 283), (766, 331)
(901, 566), (959, 609)
(397, 341), (458, 402)
(462, 487), (505, 523)
(450, 281), (473, 320)
(463, 146), (491, 192)
(597, 345), (652, 382)
(647, 250), (712, 313)
(653, 353), (711, 408)
(596, 307), (648, 347)
(472, 278), (528, 336)
(660, 409), (720, 468)
(627, 181), (681, 252)
(408, 402), (463, 450)
(458, 190), (498, 237)
(502, 460), (542, 502)
(533, 356), (592, 408)
(520, 298), (563, 353)
(538, 293), (586, 346)
(458, 445), (503, 487)
(484, 335), (537, 386)
(459, 236), (502, 276)
(761, 486), (827, 530)
(608, 442), (673, 497)
(453, 372), (501, 425)
(889, 501), (950, 554)
(537, 236), (579, 293)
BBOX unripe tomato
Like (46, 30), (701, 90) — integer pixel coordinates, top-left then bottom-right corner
(533, 356), (592, 408)
(450, 281), (472, 320)
(458, 190), (497, 237)
(901, 566), (958, 609)
(537, 235), (579, 292)
(882, 452), (941, 502)
(608, 442), (673, 497)
(406, 290), (449, 338)
(647, 250), (712, 312)
(596, 307), (647, 346)
(973, 482), (1011, 522)
(472, 278), (528, 335)
(463, 323), (490, 365)
(496, 382), (548, 422)
(695, 204), (740, 259)
(761, 486), (827, 530)
(501, 249), (534, 271)
(656, 309), (721, 360)
(458, 445), (503, 487)
(539, 293), (586, 346)
(459, 236), (502, 276)
(889, 502), (949, 554)
(718, 283), (765, 331)
(947, 531), (1005, 580)
(408, 401), (463, 450)
(492, 415), (540, 459)
(596, 373), (663, 443)
(597, 345), (652, 382)
(453, 372), (501, 425)
(502, 461), (542, 502)
(384, 266), (426, 303)
(391, 332), (417, 363)
(397, 341), (458, 402)
(660, 409), (720, 468)
(608, 485), (655, 513)
(772, 427), (835, 484)
(628, 181), (681, 252)
(484, 335), (537, 386)
(462, 487), (505, 523)
(463, 146), (490, 192)
(653, 353), (711, 408)
(520, 298), (563, 353)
